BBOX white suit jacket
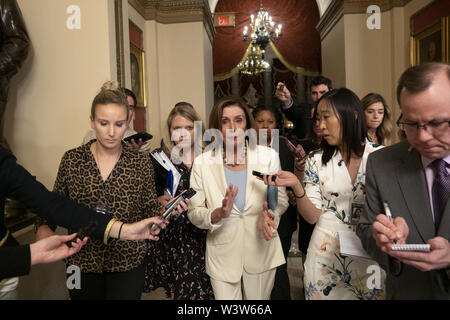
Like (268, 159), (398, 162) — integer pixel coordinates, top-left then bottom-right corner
(188, 145), (289, 283)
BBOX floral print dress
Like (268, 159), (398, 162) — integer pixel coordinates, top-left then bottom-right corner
(303, 142), (386, 300)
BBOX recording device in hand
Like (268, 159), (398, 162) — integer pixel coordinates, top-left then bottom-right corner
(285, 138), (304, 159)
(151, 188), (197, 233)
(252, 170), (277, 182)
(66, 221), (98, 248)
(123, 131), (153, 144)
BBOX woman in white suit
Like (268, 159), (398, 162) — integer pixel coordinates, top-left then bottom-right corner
(188, 98), (289, 300)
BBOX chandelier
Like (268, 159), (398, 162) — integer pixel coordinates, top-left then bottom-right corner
(242, 0), (282, 53)
(237, 44), (270, 75)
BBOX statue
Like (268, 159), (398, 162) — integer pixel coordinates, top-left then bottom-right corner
(1, 0), (30, 222)
(0, 0), (30, 149)
(243, 83), (259, 108)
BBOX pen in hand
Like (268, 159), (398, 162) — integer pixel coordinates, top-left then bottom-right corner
(383, 201), (397, 244)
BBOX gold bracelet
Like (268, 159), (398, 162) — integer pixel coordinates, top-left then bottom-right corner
(103, 218), (118, 245)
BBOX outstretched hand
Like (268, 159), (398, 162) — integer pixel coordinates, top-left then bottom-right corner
(293, 144), (307, 181)
(125, 138), (147, 151)
(121, 217), (167, 241)
(258, 202), (277, 241)
(275, 82), (292, 107)
(30, 233), (88, 266)
(260, 170), (301, 188)
(387, 237), (450, 272)
(220, 184), (239, 219)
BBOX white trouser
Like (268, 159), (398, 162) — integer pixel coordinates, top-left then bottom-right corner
(210, 268), (276, 300)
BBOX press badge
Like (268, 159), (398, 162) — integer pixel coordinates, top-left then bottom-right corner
(94, 203), (109, 215)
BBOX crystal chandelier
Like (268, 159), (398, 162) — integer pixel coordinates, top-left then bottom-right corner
(242, 0), (282, 53)
(237, 44), (270, 75)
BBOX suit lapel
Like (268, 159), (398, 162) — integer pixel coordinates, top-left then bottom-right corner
(397, 149), (436, 241)
(209, 151), (227, 200)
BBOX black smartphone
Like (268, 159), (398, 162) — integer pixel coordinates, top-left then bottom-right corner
(124, 131), (153, 144)
(252, 170), (277, 182)
(66, 221), (98, 247)
(285, 138), (304, 159)
(163, 188), (197, 211)
(152, 188), (197, 232)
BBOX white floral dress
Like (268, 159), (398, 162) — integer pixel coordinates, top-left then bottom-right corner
(303, 142), (386, 300)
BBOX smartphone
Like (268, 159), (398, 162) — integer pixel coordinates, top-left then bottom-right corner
(124, 131), (153, 144)
(66, 221), (98, 247)
(252, 170), (277, 182)
(151, 188), (197, 232)
(285, 138), (303, 159)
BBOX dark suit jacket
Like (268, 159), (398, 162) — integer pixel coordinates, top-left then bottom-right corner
(357, 140), (450, 299)
(0, 147), (112, 280)
(276, 101), (309, 140)
(276, 136), (297, 237)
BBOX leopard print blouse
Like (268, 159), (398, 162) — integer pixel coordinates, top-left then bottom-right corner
(35, 140), (160, 273)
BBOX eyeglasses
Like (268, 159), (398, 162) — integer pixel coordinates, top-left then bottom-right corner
(396, 114), (450, 135)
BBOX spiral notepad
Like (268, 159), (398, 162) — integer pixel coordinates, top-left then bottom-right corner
(391, 244), (431, 252)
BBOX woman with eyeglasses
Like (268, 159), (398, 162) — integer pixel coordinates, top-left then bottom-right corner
(261, 88), (386, 300)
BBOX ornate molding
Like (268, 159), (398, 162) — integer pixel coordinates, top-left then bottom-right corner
(128, 0), (216, 43)
(317, 0), (412, 40)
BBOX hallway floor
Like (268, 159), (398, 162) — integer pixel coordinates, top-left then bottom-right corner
(13, 226), (305, 300)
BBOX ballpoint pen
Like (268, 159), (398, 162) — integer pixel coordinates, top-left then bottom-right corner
(383, 201), (397, 244)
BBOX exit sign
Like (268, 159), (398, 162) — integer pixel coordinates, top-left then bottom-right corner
(214, 13), (235, 27)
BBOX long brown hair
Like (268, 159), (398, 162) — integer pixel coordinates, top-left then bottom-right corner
(361, 93), (392, 145)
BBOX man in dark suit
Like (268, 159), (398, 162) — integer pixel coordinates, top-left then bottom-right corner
(357, 62), (450, 299)
(275, 76), (332, 140)
(274, 76), (332, 272)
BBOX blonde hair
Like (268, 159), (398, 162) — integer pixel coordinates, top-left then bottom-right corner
(90, 81), (129, 120)
(163, 102), (205, 154)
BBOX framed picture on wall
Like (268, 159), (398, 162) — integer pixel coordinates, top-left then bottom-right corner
(130, 43), (147, 107)
(411, 15), (449, 66)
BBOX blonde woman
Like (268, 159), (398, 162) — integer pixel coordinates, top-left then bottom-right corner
(144, 102), (214, 300)
(35, 81), (187, 300)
